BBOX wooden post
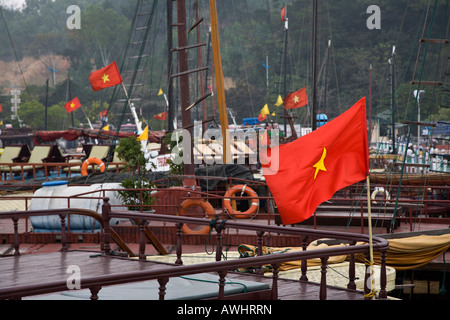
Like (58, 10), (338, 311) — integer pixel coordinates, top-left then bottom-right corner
(139, 220), (146, 261)
(271, 264), (279, 300)
(218, 270), (228, 299)
(102, 197), (111, 254)
(175, 223), (183, 265)
(12, 217), (20, 256)
(366, 176), (375, 299)
(256, 231), (265, 275)
(59, 214), (68, 251)
(158, 278), (169, 300)
(319, 257), (328, 300)
(379, 250), (388, 299)
(347, 241), (357, 290)
(89, 287), (101, 300)
(300, 237), (308, 281)
(215, 222), (224, 262)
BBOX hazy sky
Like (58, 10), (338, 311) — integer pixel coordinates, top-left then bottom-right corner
(0, 0), (26, 10)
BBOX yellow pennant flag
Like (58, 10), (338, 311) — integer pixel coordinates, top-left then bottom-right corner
(102, 125), (110, 131)
(158, 88), (164, 96)
(271, 112), (276, 116)
(275, 95), (284, 106)
(138, 126), (149, 141)
(260, 104), (270, 116)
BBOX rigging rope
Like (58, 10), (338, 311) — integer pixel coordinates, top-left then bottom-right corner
(391, 0), (439, 230)
(0, 6), (30, 97)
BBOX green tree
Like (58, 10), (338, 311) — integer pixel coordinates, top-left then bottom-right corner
(116, 136), (156, 211)
(17, 99), (66, 130)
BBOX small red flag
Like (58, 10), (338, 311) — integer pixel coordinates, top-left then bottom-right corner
(284, 88), (308, 109)
(89, 61), (123, 92)
(258, 113), (267, 122)
(262, 97), (369, 225)
(153, 111), (168, 121)
(281, 6), (287, 22)
(260, 129), (269, 147)
(64, 97), (82, 113)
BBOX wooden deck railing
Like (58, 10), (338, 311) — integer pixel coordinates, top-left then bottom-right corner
(0, 197), (390, 300)
(0, 161), (128, 182)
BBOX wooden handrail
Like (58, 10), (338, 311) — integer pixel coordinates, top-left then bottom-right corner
(0, 198), (390, 300)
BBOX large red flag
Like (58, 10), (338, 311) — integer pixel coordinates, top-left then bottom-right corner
(262, 97), (369, 225)
(89, 61), (123, 92)
(284, 88), (308, 109)
(64, 97), (82, 113)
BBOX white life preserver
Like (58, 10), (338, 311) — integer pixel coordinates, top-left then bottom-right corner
(371, 187), (391, 204)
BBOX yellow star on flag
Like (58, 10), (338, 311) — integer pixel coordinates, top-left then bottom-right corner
(313, 148), (327, 180)
(70, 103), (76, 109)
(293, 95), (300, 103)
(102, 73), (110, 83)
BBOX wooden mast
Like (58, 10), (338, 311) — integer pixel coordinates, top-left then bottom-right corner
(209, 0), (231, 164)
(311, 0), (318, 131)
(281, 6), (298, 139)
(167, 0), (175, 133)
(176, 0), (195, 175)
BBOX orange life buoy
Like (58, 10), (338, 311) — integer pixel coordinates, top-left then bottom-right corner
(178, 199), (215, 235)
(81, 157), (106, 176)
(223, 185), (259, 219)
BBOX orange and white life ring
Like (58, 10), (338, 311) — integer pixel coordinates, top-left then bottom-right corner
(178, 199), (215, 234)
(81, 157), (106, 176)
(223, 185), (259, 219)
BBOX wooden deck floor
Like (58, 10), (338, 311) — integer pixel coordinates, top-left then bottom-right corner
(0, 251), (365, 300)
(225, 272), (365, 300)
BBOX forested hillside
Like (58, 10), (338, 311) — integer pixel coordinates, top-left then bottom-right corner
(0, 0), (448, 131)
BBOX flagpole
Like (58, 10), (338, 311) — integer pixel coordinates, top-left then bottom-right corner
(365, 175), (375, 299)
(121, 83), (143, 134)
(121, 82), (148, 152)
(80, 105), (98, 144)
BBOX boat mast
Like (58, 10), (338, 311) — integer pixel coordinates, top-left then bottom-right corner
(389, 46), (396, 154)
(176, 0), (195, 175)
(281, 5), (297, 139)
(322, 40), (331, 115)
(167, 0), (175, 133)
(369, 64), (372, 143)
(194, 1), (208, 133)
(311, 0), (318, 131)
(209, 0), (231, 164)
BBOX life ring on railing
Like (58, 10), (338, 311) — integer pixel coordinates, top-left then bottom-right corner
(223, 185), (259, 219)
(81, 157), (105, 176)
(371, 187), (391, 204)
(178, 199), (215, 235)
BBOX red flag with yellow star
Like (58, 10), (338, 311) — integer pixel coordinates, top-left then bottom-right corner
(64, 97), (82, 113)
(284, 87), (308, 109)
(153, 112), (168, 121)
(89, 61), (123, 92)
(262, 97), (369, 225)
